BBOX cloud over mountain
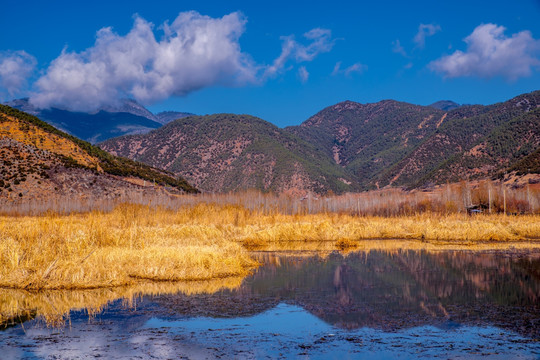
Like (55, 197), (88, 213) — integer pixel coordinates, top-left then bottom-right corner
(264, 28), (334, 78)
(0, 51), (36, 99)
(24, 12), (334, 112)
(430, 23), (540, 80)
(29, 12), (256, 112)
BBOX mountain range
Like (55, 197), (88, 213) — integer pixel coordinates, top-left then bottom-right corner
(99, 90), (540, 194)
(100, 113), (357, 194)
(3, 91), (539, 195)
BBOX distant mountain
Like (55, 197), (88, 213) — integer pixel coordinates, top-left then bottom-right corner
(99, 91), (540, 194)
(100, 114), (357, 194)
(4, 99), (193, 143)
(154, 111), (194, 125)
(429, 100), (461, 111)
(0, 105), (197, 203)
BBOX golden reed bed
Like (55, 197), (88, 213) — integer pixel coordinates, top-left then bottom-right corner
(1, 203), (539, 291)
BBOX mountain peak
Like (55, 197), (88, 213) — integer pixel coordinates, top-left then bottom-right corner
(330, 100), (363, 112)
(429, 100), (461, 111)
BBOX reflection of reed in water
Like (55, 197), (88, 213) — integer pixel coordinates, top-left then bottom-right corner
(0, 277), (244, 328)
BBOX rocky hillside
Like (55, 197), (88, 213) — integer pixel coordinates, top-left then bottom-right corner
(286, 100), (446, 188)
(100, 114), (357, 194)
(375, 91), (540, 188)
(0, 105), (197, 203)
(285, 91), (540, 190)
(5, 99), (192, 143)
(100, 91), (540, 194)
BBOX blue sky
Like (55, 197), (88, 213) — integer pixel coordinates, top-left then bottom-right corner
(1, 0), (539, 127)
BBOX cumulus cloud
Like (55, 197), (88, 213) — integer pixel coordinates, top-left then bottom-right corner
(332, 61), (367, 76)
(264, 28), (334, 78)
(429, 23), (540, 80)
(30, 11), (257, 111)
(0, 51), (36, 99)
(28, 12), (334, 111)
(298, 66), (309, 83)
(414, 23), (441, 48)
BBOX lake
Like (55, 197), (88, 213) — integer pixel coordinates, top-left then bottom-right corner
(1, 249), (539, 359)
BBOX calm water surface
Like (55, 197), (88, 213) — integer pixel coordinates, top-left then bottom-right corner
(1, 249), (539, 359)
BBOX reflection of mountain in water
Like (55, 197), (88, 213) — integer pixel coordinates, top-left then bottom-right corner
(157, 250), (540, 339)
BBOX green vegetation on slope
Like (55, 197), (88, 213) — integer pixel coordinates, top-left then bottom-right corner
(0, 104), (198, 193)
(509, 147), (540, 175)
(375, 91), (540, 188)
(100, 90), (540, 193)
(287, 100), (447, 189)
(101, 113), (358, 194)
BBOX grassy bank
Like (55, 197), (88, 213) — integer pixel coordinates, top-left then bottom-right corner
(1, 203), (539, 290)
(0, 204), (257, 290)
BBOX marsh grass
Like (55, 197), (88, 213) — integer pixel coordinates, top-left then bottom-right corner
(1, 202), (539, 328)
(1, 203), (539, 291)
(0, 204), (257, 290)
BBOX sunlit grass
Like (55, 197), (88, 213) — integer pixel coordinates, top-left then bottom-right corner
(0, 204), (257, 290)
(1, 203), (539, 328)
(1, 203), (539, 292)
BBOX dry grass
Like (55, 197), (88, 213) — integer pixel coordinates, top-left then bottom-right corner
(1, 203), (539, 291)
(0, 204), (257, 290)
(1, 202), (539, 327)
(236, 211), (540, 251)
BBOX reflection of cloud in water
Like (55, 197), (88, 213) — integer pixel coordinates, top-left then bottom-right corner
(6, 302), (540, 359)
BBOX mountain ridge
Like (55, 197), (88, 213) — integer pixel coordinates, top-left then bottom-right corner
(100, 113), (358, 194)
(429, 100), (461, 111)
(4, 98), (193, 143)
(101, 90), (540, 193)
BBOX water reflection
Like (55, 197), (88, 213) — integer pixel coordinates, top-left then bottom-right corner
(156, 250), (540, 339)
(1, 249), (539, 339)
(0, 276), (245, 329)
(1, 249), (539, 359)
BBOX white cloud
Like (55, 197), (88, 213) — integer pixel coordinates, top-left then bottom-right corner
(0, 51), (36, 99)
(392, 39), (408, 57)
(298, 66), (309, 83)
(28, 13), (334, 111)
(414, 23), (441, 49)
(429, 23), (540, 80)
(264, 28), (334, 78)
(332, 61), (367, 76)
(30, 11), (257, 111)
